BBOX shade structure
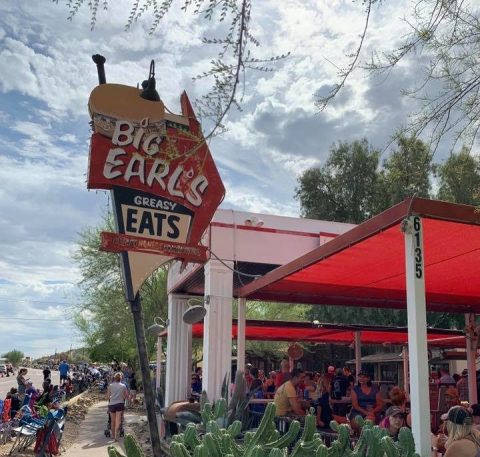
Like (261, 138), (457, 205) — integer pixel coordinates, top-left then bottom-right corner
(182, 319), (465, 347)
(236, 198), (480, 313)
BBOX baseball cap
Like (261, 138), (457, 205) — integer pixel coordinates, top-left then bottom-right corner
(445, 406), (473, 425)
(385, 406), (405, 418)
(328, 366), (335, 373)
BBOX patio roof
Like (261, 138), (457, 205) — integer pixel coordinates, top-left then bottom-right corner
(180, 319), (465, 347)
(236, 198), (480, 313)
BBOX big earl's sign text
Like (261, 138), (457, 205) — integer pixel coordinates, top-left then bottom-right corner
(87, 83), (225, 299)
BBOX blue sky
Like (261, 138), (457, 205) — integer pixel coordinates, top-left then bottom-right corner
(0, 0), (461, 358)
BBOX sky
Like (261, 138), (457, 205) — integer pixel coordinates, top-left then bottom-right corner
(0, 0), (459, 358)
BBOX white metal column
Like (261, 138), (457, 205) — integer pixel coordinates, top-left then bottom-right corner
(354, 330), (362, 380)
(403, 215), (430, 457)
(237, 297), (246, 377)
(402, 346), (409, 395)
(165, 294), (193, 406)
(203, 259), (233, 401)
(465, 313), (478, 404)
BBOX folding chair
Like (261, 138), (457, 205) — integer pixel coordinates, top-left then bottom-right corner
(9, 407), (46, 455)
(0, 399), (13, 445)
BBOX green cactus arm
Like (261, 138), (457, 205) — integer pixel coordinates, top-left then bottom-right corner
(227, 420), (243, 438)
(299, 411), (316, 442)
(380, 436), (398, 457)
(264, 420), (301, 449)
(315, 443), (328, 457)
(170, 442), (192, 457)
(267, 448), (287, 457)
(397, 426), (417, 456)
(204, 432), (222, 457)
(184, 423), (201, 449)
(244, 403), (276, 451)
(206, 420), (220, 434)
(107, 445), (126, 457)
(213, 398), (228, 419)
(124, 434), (145, 457)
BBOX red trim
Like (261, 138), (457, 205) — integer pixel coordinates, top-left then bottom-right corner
(210, 222), (334, 238)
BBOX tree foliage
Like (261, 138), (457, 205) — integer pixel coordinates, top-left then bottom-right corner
(72, 213), (168, 364)
(2, 349), (24, 366)
(437, 147), (480, 206)
(319, 0), (480, 151)
(295, 139), (381, 223)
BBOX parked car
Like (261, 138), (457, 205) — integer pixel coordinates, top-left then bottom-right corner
(0, 364), (7, 374)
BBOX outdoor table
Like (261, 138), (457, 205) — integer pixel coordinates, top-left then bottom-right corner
(249, 398), (274, 404)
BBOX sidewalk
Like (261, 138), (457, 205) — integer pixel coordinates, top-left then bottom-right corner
(63, 401), (126, 457)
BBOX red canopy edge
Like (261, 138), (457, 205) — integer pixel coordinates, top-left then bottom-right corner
(235, 198), (480, 313)
(159, 319), (465, 348)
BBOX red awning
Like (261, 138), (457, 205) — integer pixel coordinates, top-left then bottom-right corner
(187, 319), (465, 348)
(236, 198), (480, 313)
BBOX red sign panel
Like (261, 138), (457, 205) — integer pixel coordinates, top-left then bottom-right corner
(100, 232), (208, 263)
(87, 89), (225, 245)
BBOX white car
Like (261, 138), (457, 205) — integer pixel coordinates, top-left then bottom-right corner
(0, 364), (6, 374)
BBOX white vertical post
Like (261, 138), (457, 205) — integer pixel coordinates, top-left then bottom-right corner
(465, 313), (478, 404)
(402, 346), (409, 395)
(156, 335), (162, 390)
(203, 259), (233, 401)
(354, 331), (362, 381)
(403, 215), (430, 457)
(237, 297), (246, 377)
(165, 294), (193, 406)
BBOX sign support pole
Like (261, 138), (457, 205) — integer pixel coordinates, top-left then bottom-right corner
(129, 293), (162, 456)
(403, 215), (430, 457)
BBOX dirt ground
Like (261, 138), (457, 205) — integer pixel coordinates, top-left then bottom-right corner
(0, 392), (152, 457)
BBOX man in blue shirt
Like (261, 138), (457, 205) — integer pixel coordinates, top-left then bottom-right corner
(59, 360), (69, 384)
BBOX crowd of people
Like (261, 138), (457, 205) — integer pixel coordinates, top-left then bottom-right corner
(188, 361), (480, 456)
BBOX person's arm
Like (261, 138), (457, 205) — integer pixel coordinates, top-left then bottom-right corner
(106, 385), (111, 401)
(443, 440), (476, 457)
(372, 391), (383, 414)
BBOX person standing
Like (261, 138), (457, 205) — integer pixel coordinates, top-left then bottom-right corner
(457, 369), (469, 402)
(107, 372), (129, 441)
(16, 368), (28, 402)
(43, 366), (51, 381)
(59, 360), (69, 384)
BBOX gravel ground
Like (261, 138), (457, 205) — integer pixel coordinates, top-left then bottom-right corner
(0, 391), (154, 457)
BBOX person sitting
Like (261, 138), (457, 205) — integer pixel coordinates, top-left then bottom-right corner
(471, 404), (480, 432)
(431, 406), (480, 456)
(275, 359), (291, 389)
(273, 368), (306, 418)
(316, 375), (333, 428)
(348, 371), (383, 433)
(191, 374), (202, 395)
(6, 388), (21, 420)
(379, 406), (406, 441)
(249, 378), (266, 421)
(389, 386), (411, 427)
(264, 371), (277, 397)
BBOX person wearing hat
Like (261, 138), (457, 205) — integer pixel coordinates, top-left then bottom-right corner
(379, 406), (406, 441)
(431, 406), (480, 456)
(457, 369), (469, 402)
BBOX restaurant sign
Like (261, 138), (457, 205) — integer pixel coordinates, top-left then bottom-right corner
(87, 81), (225, 300)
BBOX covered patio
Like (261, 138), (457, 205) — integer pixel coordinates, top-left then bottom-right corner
(236, 197), (480, 456)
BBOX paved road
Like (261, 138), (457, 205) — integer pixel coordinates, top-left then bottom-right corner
(0, 367), (56, 398)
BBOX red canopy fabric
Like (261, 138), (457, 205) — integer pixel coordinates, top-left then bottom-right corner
(188, 319), (465, 348)
(236, 198), (480, 313)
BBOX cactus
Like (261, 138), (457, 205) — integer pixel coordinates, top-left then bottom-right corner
(109, 396), (423, 457)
